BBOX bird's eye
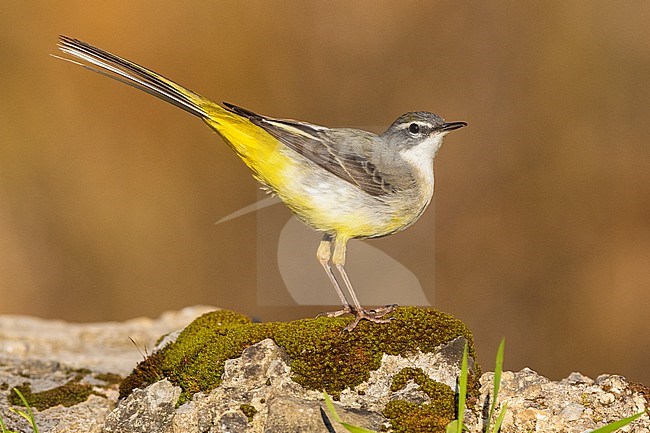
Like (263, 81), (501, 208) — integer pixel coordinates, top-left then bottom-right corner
(408, 123), (420, 135)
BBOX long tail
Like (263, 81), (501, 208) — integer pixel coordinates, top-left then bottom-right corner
(55, 35), (217, 119)
(55, 36), (298, 199)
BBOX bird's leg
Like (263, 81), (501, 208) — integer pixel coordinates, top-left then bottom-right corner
(332, 237), (395, 331)
(316, 234), (352, 317)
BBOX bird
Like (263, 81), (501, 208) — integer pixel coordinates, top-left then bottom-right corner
(55, 35), (466, 331)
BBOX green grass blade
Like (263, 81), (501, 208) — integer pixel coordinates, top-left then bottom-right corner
(487, 338), (505, 432)
(323, 391), (377, 433)
(446, 420), (461, 433)
(9, 388), (39, 433)
(337, 423), (378, 433)
(491, 402), (507, 432)
(323, 391), (344, 424)
(445, 342), (469, 433)
(457, 342), (469, 433)
(589, 412), (644, 433)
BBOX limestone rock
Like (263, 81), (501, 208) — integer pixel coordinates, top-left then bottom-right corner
(103, 337), (650, 433)
(474, 368), (649, 433)
(109, 336), (472, 433)
(115, 307), (477, 432)
(0, 306), (215, 433)
(1, 307), (648, 433)
(0, 306), (216, 375)
(102, 380), (181, 433)
(0, 355), (119, 433)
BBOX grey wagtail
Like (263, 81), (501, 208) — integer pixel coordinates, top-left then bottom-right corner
(55, 36), (466, 331)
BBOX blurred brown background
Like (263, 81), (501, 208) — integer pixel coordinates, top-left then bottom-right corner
(1, 1), (648, 384)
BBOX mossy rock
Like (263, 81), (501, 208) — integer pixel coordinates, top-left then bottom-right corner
(385, 367), (459, 432)
(120, 307), (479, 408)
(10, 381), (97, 411)
(7, 369), (121, 411)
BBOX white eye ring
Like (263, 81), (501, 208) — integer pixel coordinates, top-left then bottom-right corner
(408, 123), (420, 136)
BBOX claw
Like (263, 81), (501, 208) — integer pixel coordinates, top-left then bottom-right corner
(318, 304), (398, 331)
(342, 305), (397, 332)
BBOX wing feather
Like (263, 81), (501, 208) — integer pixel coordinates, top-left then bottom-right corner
(223, 103), (395, 196)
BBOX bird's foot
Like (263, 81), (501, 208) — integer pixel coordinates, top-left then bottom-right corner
(368, 304), (398, 317)
(317, 304), (398, 331)
(343, 304), (398, 332)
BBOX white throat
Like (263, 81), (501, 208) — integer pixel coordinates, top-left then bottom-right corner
(399, 134), (445, 187)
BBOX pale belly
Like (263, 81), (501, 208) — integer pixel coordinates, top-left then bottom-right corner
(275, 161), (433, 240)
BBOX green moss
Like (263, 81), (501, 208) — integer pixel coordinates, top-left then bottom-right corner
(384, 399), (453, 433)
(240, 403), (257, 422)
(73, 368), (92, 376)
(9, 381), (96, 411)
(390, 367), (451, 398)
(119, 307), (479, 409)
(385, 367), (457, 432)
(94, 372), (123, 386)
(119, 350), (166, 399)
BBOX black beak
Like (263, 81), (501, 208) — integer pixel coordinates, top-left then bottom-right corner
(440, 121), (467, 132)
